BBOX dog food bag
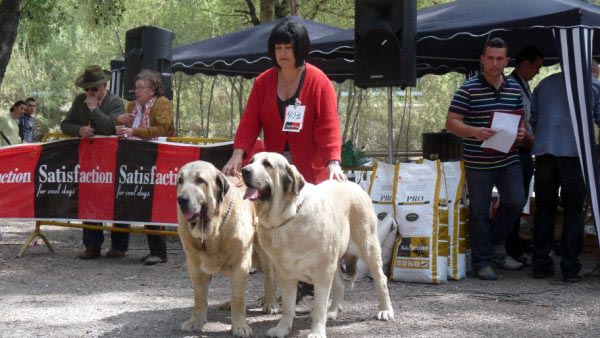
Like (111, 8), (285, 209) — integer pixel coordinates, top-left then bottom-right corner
(356, 214), (398, 278)
(440, 161), (467, 280)
(356, 161), (400, 279)
(391, 160), (448, 284)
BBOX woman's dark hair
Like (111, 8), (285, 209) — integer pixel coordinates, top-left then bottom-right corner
(268, 19), (310, 68)
(10, 100), (25, 112)
(134, 69), (165, 97)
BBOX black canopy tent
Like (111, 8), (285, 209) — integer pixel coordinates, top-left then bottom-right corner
(171, 16), (354, 83)
(415, 0), (600, 250)
(416, 0), (600, 74)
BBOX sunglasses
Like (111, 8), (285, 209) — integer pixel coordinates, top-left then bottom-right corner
(85, 87), (99, 93)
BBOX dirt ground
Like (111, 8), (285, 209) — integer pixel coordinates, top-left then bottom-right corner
(1, 220), (600, 338)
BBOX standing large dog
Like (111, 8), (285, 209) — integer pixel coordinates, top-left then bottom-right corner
(177, 161), (279, 337)
(242, 152), (394, 338)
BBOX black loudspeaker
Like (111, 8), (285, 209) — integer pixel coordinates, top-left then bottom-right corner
(354, 0), (416, 88)
(124, 26), (175, 100)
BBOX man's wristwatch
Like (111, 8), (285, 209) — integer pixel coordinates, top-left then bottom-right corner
(328, 160), (341, 167)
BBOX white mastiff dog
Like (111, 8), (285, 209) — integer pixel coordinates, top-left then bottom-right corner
(241, 152), (394, 338)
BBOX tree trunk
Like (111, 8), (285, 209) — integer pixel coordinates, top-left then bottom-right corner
(289, 0), (301, 16)
(350, 90), (364, 144)
(205, 77), (217, 138)
(195, 77), (205, 136)
(260, 0), (276, 22)
(228, 77), (236, 137)
(237, 77), (245, 119)
(0, 0), (22, 90)
(342, 83), (357, 142)
(174, 73), (183, 136)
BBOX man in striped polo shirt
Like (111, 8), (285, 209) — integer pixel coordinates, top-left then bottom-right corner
(446, 38), (527, 281)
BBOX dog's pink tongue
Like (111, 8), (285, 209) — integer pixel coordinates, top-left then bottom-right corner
(184, 211), (195, 220)
(243, 187), (260, 200)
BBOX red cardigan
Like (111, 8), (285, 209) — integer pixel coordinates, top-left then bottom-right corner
(234, 63), (342, 184)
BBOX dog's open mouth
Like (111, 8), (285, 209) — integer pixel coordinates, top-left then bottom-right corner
(184, 211), (200, 224)
(243, 185), (271, 201)
(243, 187), (261, 200)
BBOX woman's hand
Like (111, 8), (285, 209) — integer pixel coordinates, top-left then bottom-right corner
(327, 160), (347, 181)
(223, 149), (245, 176)
(116, 113), (135, 126)
(116, 126), (132, 138)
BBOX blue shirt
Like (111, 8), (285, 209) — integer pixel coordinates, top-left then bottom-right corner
(448, 74), (523, 170)
(531, 72), (600, 157)
(18, 114), (35, 143)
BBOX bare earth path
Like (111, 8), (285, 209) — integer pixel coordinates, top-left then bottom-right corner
(1, 221), (600, 337)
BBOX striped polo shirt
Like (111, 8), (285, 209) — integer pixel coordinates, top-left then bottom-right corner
(449, 74), (523, 170)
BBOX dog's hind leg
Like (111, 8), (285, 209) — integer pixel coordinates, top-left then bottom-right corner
(181, 270), (211, 332)
(229, 267), (253, 337)
(360, 233), (394, 321)
(266, 278), (297, 338)
(327, 267), (344, 320)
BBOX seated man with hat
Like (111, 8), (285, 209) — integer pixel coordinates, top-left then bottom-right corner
(61, 64), (130, 259)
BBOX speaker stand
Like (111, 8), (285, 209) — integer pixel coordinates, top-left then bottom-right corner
(387, 86), (394, 164)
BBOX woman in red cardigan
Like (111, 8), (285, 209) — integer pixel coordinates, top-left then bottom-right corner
(223, 19), (345, 184)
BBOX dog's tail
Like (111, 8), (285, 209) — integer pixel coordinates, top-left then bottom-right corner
(343, 254), (358, 290)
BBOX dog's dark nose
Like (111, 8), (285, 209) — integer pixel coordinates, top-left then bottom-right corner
(241, 168), (251, 182)
(177, 195), (189, 207)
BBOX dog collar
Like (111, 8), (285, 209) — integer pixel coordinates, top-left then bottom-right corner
(276, 198), (304, 228)
(219, 201), (233, 228)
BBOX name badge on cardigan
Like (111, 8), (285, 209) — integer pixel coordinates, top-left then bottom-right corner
(282, 99), (305, 132)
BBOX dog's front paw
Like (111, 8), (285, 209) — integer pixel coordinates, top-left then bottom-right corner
(307, 333), (326, 338)
(327, 304), (343, 320)
(232, 324), (253, 337)
(181, 316), (205, 332)
(377, 309), (394, 321)
(266, 325), (290, 338)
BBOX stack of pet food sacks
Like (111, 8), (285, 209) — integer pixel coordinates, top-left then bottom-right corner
(439, 161), (469, 281)
(356, 159), (468, 284)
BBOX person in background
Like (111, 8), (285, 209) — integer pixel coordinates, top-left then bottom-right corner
(500, 46), (544, 270)
(115, 69), (174, 265)
(446, 37), (527, 281)
(222, 19), (345, 314)
(61, 64), (129, 260)
(0, 101), (25, 146)
(530, 67), (600, 283)
(592, 59), (600, 144)
(19, 97), (36, 142)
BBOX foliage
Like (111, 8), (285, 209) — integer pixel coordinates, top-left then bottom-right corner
(1, 0), (544, 158)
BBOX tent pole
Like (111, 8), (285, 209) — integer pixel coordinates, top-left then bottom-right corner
(388, 86), (394, 163)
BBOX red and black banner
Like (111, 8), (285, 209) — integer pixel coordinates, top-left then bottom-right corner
(0, 137), (233, 225)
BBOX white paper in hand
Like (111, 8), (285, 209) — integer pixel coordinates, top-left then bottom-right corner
(480, 112), (520, 153)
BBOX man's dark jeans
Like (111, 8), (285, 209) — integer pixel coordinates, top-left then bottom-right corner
(506, 147), (534, 259)
(533, 155), (585, 277)
(466, 163), (526, 270)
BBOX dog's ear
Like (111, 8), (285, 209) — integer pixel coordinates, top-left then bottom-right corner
(284, 164), (305, 195)
(215, 172), (230, 204)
